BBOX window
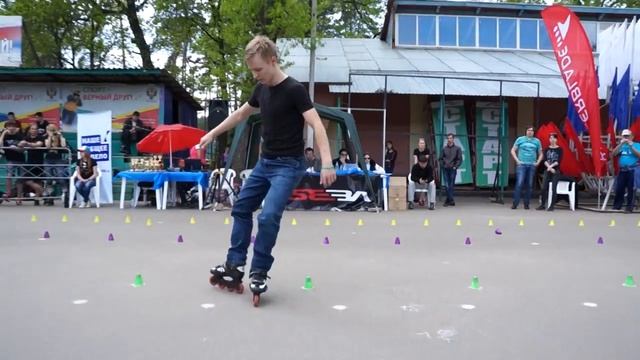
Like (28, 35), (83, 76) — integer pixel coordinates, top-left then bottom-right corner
(479, 17), (497, 48)
(519, 19), (537, 49)
(439, 16), (457, 46)
(458, 17), (476, 47)
(418, 15), (436, 46)
(499, 18), (517, 48)
(539, 20), (552, 50)
(398, 15), (417, 45)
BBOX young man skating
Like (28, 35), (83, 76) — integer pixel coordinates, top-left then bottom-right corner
(198, 36), (336, 306)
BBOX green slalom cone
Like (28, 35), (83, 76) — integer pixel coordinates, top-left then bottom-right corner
(469, 276), (481, 290)
(623, 275), (637, 288)
(303, 276), (313, 290)
(132, 274), (145, 287)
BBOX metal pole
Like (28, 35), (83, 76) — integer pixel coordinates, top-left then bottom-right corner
(382, 75), (388, 163)
(306, 0), (317, 148)
(439, 78), (446, 201)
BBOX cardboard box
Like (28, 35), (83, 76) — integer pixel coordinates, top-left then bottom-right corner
(388, 193), (407, 211)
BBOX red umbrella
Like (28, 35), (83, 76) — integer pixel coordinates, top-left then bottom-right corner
(136, 124), (206, 167)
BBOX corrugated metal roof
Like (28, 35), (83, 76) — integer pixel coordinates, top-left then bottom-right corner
(278, 38), (606, 99)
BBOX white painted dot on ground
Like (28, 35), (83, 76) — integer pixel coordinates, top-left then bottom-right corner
(460, 304), (475, 310)
(332, 305), (348, 311)
(530, 242), (540, 246)
(400, 304), (424, 312)
(442, 261), (451, 265)
(351, 232), (356, 235)
(157, 221), (164, 224)
(583, 302), (598, 308)
(200, 303), (215, 309)
(72, 299), (88, 305)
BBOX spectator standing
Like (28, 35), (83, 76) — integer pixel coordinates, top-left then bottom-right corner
(510, 126), (543, 210)
(439, 133), (462, 207)
(611, 129), (640, 213)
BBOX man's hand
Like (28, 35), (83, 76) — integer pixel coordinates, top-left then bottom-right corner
(320, 168), (336, 187)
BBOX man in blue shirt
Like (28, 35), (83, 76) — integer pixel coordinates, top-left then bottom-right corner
(612, 129), (640, 213)
(510, 126), (543, 209)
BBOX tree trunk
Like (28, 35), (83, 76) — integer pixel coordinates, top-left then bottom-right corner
(21, 21), (42, 67)
(124, 0), (154, 68)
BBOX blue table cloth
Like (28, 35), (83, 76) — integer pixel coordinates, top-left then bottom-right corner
(114, 170), (208, 190)
(161, 171), (208, 188)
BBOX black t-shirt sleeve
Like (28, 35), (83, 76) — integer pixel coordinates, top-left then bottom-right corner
(556, 148), (563, 165)
(248, 84), (262, 108)
(291, 82), (314, 115)
(413, 148), (419, 157)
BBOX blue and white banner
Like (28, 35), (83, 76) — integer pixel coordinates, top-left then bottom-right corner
(77, 111), (113, 203)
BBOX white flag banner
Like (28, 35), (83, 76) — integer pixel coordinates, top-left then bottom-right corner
(77, 111), (113, 204)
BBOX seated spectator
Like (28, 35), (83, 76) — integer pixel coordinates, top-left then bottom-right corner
(332, 148), (351, 170)
(74, 146), (98, 208)
(19, 124), (46, 205)
(304, 147), (321, 173)
(0, 120), (25, 203)
(121, 111), (151, 160)
(410, 155), (436, 210)
(361, 153), (385, 174)
(33, 112), (49, 136)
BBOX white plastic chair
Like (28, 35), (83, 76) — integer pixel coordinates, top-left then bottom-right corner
(548, 180), (575, 211)
(210, 168), (237, 206)
(69, 168), (102, 208)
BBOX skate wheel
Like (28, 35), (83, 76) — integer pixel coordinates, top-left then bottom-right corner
(217, 283), (226, 290)
(236, 284), (244, 294)
(227, 286), (234, 292)
(252, 294), (260, 307)
(209, 276), (218, 287)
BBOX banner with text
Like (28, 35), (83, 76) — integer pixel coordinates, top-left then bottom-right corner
(0, 16), (22, 66)
(77, 111), (113, 204)
(475, 102), (509, 187)
(431, 100), (473, 184)
(0, 82), (160, 132)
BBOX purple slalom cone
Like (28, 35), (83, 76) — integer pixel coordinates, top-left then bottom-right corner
(465, 237), (471, 245)
(597, 236), (604, 245)
(177, 234), (184, 243)
(108, 233), (114, 241)
(394, 236), (400, 245)
(495, 229), (502, 235)
(43, 231), (50, 239)
(323, 236), (330, 245)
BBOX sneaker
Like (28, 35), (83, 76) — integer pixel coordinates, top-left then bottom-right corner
(524, 204), (530, 210)
(85, 201), (91, 208)
(443, 201), (449, 207)
(428, 203), (435, 210)
(79, 201), (86, 208)
(449, 201), (455, 206)
(536, 205), (545, 211)
(511, 204), (517, 209)
(624, 208), (633, 213)
(408, 202), (414, 210)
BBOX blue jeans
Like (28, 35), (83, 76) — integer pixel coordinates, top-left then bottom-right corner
(513, 164), (536, 207)
(613, 168), (636, 210)
(443, 167), (456, 203)
(226, 156), (306, 273)
(75, 179), (96, 202)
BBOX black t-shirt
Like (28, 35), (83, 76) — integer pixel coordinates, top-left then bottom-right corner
(248, 77), (313, 157)
(23, 133), (46, 164)
(77, 157), (96, 179)
(2, 131), (24, 162)
(36, 121), (49, 136)
(413, 148), (430, 159)
(543, 147), (563, 170)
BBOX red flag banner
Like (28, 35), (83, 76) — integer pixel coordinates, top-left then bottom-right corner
(541, 5), (605, 176)
(563, 119), (593, 173)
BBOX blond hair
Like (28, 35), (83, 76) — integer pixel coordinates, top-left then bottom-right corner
(245, 35), (278, 61)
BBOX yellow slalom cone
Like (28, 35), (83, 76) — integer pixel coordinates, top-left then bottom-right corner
(324, 218), (331, 226)
(190, 216), (196, 225)
(93, 215), (100, 224)
(124, 214), (131, 224)
(391, 219), (397, 226)
(609, 219), (616, 227)
(455, 219), (462, 227)
(31, 214), (37, 222)
(145, 218), (152, 227)
(578, 219), (585, 227)
(487, 219), (494, 226)
(423, 218), (430, 227)
(518, 218), (525, 227)
(291, 218), (297, 226)
(357, 219), (364, 226)
(61, 214), (68, 223)
(548, 219), (555, 227)
(224, 217), (230, 225)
